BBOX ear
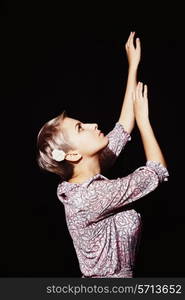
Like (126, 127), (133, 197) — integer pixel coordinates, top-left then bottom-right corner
(65, 151), (82, 162)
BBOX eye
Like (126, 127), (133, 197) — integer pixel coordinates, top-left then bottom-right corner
(78, 124), (83, 131)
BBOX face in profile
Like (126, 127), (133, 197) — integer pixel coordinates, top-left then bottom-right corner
(60, 117), (109, 160)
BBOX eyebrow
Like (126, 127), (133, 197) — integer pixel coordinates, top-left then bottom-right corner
(75, 122), (81, 131)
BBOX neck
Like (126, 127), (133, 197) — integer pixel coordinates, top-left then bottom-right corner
(68, 155), (101, 183)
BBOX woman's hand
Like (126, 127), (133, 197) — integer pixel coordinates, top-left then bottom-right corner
(133, 82), (149, 127)
(125, 31), (141, 69)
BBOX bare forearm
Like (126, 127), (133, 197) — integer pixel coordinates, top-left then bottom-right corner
(138, 120), (167, 167)
(118, 66), (137, 133)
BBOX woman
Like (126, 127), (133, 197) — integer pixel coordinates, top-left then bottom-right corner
(36, 32), (169, 277)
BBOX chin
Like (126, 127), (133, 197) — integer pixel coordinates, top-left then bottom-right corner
(102, 136), (109, 148)
(105, 135), (109, 144)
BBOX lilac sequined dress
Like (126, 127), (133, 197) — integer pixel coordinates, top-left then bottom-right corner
(57, 123), (169, 278)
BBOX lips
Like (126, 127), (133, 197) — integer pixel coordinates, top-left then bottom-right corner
(98, 130), (104, 136)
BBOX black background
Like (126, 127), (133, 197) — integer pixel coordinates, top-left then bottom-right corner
(1, 3), (185, 277)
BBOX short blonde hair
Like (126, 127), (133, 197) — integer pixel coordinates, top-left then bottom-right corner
(36, 110), (75, 180)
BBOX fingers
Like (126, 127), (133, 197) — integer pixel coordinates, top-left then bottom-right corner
(125, 31), (135, 48)
(144, 84), (148, 99)
(125, 31), (141, 53)
(126, 31), (132, 45)
(128, 31), (135, 47)
(136, 37), (140, 49)
(135, 82), (147, 99)
(139, 82), (143, 97)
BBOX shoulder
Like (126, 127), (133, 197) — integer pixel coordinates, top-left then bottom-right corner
(85, 174), (123, 194)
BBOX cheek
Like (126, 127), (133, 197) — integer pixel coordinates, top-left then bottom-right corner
(81, 134), (97, 145)
(70, 134), (87, 150)
(78, 134), (99, 151)
(86, 135), (108, 152)
(67, 133), (80, 149)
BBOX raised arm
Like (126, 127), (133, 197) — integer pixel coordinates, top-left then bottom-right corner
(88, 83), (169, 223)
(133, 82), (167, 167)
(118, 31), (141, 134)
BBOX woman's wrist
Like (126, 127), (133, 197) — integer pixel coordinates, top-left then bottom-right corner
(128, 63), (139, 73)
(136, 118), (151, 131)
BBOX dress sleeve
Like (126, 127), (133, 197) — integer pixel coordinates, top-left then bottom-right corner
(88, 161), (169, 222)
(99, 122), (131, 172)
